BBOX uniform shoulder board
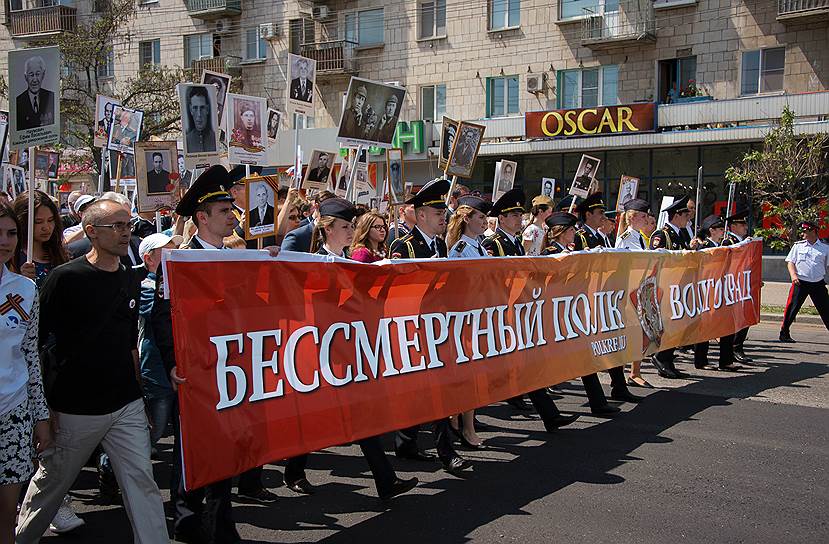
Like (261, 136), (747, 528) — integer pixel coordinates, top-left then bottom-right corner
(620, 231), (631, 240)
(455, 240), (467, 252)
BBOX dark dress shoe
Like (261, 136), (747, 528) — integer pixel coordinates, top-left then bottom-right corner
(591, 403), (621, 416)
(459, 435), (486, 450)
(734, 351), (753, 363)
(379, 477), (418, 500)
(237, 486), (278, 503)
(506, 396), (533, 411)
(779, 332), (796, 343)
(544, 413), (580, 431)
(395, 448), (436, 462)
(286, 477), (316, 495)
(651, 356), (679, 379)
(610, 389), (642, 403)
(442, 455), (472, 475)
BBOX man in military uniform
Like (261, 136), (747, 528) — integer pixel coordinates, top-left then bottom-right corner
(649, 196), (692, 379)
(615, 198), (651, 250)
(720, 207), (753, 363)
(482, 189), (582, 427)
(569, 193), (641, 411)
(780, 221), (829, 342)
(388, 178), (471, 475)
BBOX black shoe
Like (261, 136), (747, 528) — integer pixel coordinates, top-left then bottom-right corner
(779, 332), (796, 343)
(591, 403), (621, 416)
(458, 434), (486, 450)
(651, 356), (678, 379)
(442, 455), (472, 475)
(610, 389), (642, 403)
(544, 413), (580, 431)
(395, 448), (436, 462)
(237, 486), (278, 503)
(379, 477), (418, 500)
(286, 477), (316, 495)
(473, 418), (495, 432)
(174, 522), (208, 544)
(734, 350), (753, 363)
(506, 396), (533, 411)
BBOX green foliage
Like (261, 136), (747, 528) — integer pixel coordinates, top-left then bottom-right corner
(725, 106), (829, 250)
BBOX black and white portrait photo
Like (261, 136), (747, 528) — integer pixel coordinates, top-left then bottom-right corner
(337, 77), (406, 149)
(34, 151), (49, 180)
(439, 116), (459, 171)
(201, 70), (231, 126)
(5, 165), (25, 198)
(245, 178), (277, 239)
(107, 105), (143, 155)
(134, 141), (179, 213)
(570, 154), (601, 198)
(446, 121), (485, 179)
(267, 109), (281, 142)
(541, 177), (556, 198)
(287, 54), (316, 116)
(493, 159), (517, 201)
(179, 83), (220, 167)
(178, 153), (192, 188)
(8, 45), (60, 149)
(386, 148), (405, 204)
(302, 149), (334, 192)
(616, 175), (640, 211)
(94, 95), (120, 148)
(47, 151), (59, 179)
(110, 150), (136, 181)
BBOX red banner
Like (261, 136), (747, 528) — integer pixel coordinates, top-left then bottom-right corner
(165, 241), (762, 489)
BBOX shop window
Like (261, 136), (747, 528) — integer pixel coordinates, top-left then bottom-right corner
(658, 56), (697, 103)
(741, 47), (785, 95)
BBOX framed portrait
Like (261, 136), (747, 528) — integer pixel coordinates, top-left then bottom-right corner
(286, 53), (316, 116)
(266, 109), (282, 142)
(6, 165), (26, 198)
(616, 175), (640, 212)
(541, 177), (556, 198)
(93, 95), (121, 148)
(334, 157), (350, 199)
(58, 191), (71, 215)
(226, 93), (267, 165)
(570, 154), (601, 198)
(10, 148), (29, 170)
(201, 70), (231, 128)
(336, 77), (407, 149)
(0, 111), (9, 165)
(446, 121), (485, 179)
(386, 148), (405, 205)
(178, 83), (220, 170)
(493, 159), (517, 202)
(438, 116), (458, 171)
(134, 141), (180, 213)
(46, 151), (59, 179)
(110, 149), (136, 182)
(302, 149), (334, 192)
(8, 45), (60, 150)
(107, 105), (143, 155)
(354, 163), (375, 205)
(245, 174), (279, 240)
(33, 150), (49, 180)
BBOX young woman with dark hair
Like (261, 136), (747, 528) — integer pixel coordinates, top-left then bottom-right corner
(12, 191), (69, 286)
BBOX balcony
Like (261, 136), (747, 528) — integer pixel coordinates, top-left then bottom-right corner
(580, 8), (656, 50)
(185, 0), (241, 19)
(9, 6), (76, 39)
(192, 56), (242, 76)
(300, 40), (358, 76)
(777, 0), (829, 21)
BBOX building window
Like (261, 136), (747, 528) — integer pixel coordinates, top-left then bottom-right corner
(139, 39), (160, 70)
(419, 0), (446, 39)
(244, 28), (267, 61)
(184, 33), (213, 67)
(741, 47), (785, 95)
(421, 84), (446, 121)
(96, 48), (114, 79)
(658, 56), (697, 103)
(289, 18), (315, 54)
(557, 66), (618, 108)
(486, 76), (519, 118)
(345, 8), (384, 47)
(489, 0), (520, 30)
(560, 0), (603, 19)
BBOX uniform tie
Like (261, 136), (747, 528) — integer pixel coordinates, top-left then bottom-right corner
(33, 96), (39, 114)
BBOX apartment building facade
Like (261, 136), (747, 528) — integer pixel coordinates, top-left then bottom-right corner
(1, 0), (828, 215)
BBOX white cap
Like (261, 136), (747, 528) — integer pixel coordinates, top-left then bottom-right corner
(138, 233), (183, 260)
(74, 195), (97, 214)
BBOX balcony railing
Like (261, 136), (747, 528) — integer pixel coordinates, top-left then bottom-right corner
(300, 40), (358, 75)
(185, 0), (241, 19)
(581, 10), (656, 49)
(777, 0), (829, 19)
(9, 6), (76, 39)
(192, 56), (241, 76)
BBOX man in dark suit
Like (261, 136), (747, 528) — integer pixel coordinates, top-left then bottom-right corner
(110, 109), (137, 149)
(307, 152), (331, 182)
(248, 183), (275, 228)
(451, 128), (478, 169)
(281, 190), (334, 252)
(146, 152), (170, 194)
(16, 55), (55, 129)
(369, 95), (399, 143)
(289, 58), (314, 103)
(340, 85), (367, 138)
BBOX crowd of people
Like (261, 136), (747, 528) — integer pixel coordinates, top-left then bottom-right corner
(0, 162), (826, 544)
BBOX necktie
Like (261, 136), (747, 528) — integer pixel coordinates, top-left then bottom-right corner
(33, 96), (39, 114)
(429, 241), (435, 254)
(477, 244), (484, 256)
(516, 239), (524, 256)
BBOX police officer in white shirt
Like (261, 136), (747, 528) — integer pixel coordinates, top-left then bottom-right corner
(615, 198), (651, 250)
(780, 221), (829, 342)
(447, 195), (491, 258)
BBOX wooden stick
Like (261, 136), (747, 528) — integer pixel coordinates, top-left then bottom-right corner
(114, 152), (123, 193)
(445, 175), (458, 207)
(27, 146), (35, 262)
(155, 210), (162, 233)
(98, 149), (107, 194)
(567, 198), (577, 215)
(694, 166), (702, 238)
(344, 145), (363, 202)
(390, 204), (397, 241)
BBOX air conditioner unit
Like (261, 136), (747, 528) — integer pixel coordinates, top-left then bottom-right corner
(526, 73), (546, 94)
(215, 18), (233, 34)
(312, 6), (329, 19)
(259, 22), (278, 40)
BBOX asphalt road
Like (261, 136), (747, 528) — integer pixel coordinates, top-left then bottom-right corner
(43, 321), (829, 543)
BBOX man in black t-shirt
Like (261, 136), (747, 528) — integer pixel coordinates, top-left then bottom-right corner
(16, 200), (168, 543)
